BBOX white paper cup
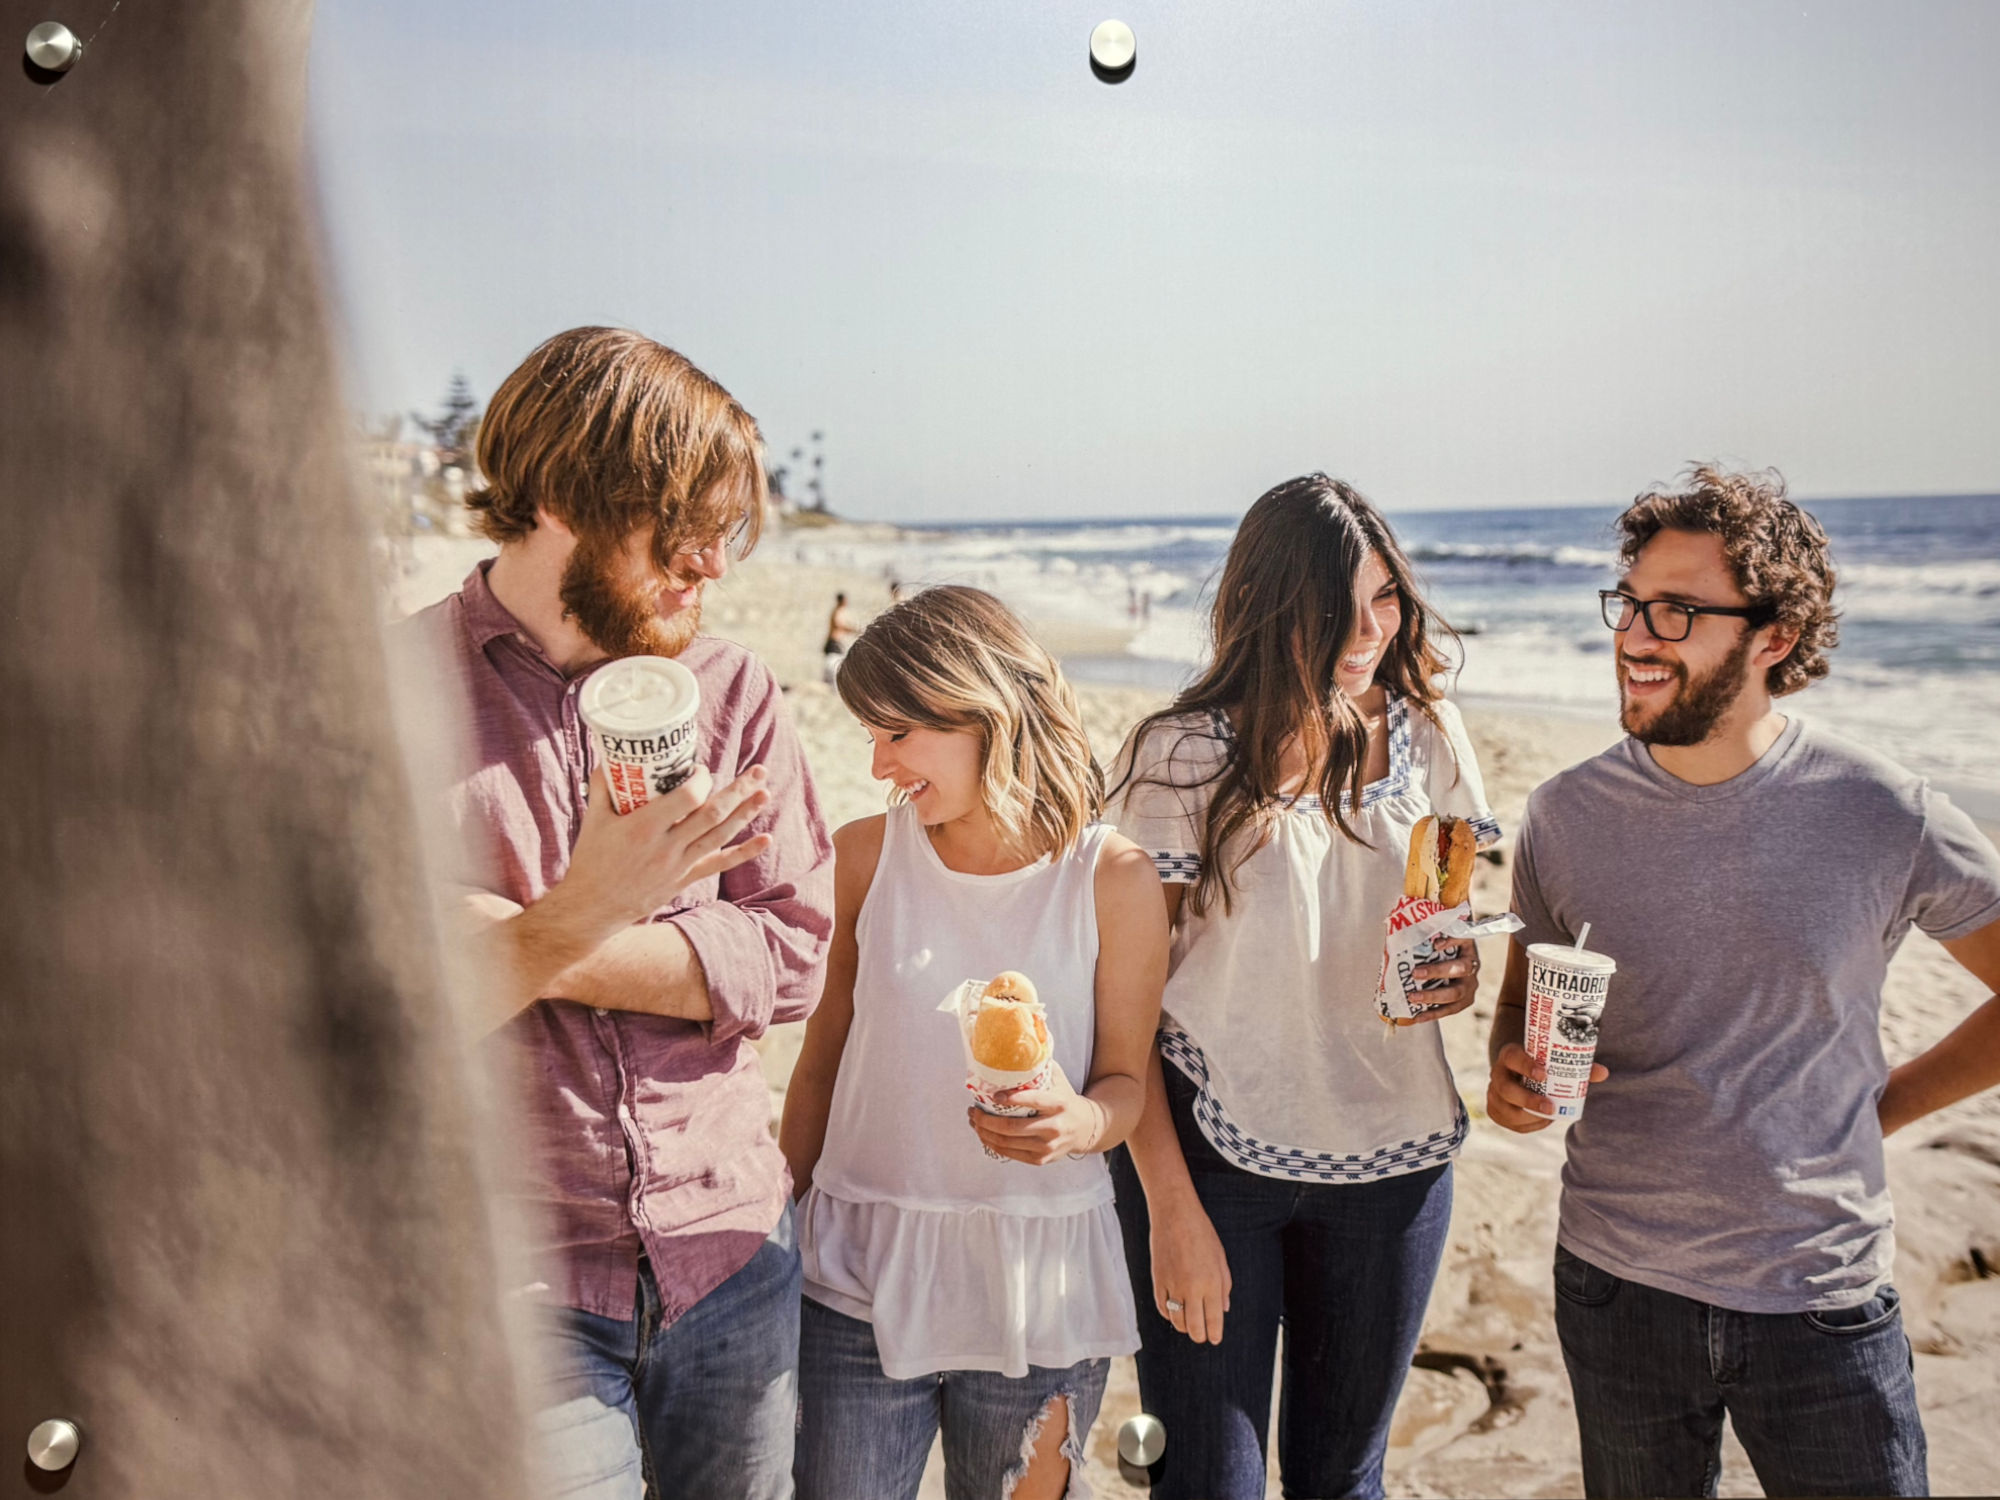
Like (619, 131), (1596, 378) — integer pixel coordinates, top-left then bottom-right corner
(578, 656), (702, 816)
(1523, 942), (1617, 1121)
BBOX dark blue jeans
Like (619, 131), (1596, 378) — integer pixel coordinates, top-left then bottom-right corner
(1553, 1243), (1928, 1498)
(1109, 1064), (1454, 1500)
(527, 1206), (802, 1500)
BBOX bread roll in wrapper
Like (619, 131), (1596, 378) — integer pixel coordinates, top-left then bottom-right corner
(937, 974), (1054, 1161)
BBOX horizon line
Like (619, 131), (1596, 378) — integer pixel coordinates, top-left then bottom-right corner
(829, 489), (2000, 530)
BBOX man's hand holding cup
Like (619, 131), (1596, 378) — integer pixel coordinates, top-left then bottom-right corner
(1487, 1043), (1609, 1134)
(561, 762), (772, 934)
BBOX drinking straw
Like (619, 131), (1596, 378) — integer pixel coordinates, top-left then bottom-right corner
(1573, 923), (1592, 952)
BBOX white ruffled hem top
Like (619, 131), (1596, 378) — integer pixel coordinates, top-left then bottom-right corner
(800, 804), (1139, 1380)
(800, 1189), (1138, 1380)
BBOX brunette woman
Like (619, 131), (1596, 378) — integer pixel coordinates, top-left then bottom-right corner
(1107, 475), (1499, 1500)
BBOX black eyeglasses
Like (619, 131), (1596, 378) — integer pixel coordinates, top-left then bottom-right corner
(1598, 590), (1773, 642)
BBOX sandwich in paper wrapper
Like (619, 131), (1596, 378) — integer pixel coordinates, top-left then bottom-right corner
(1376, 815), (1522, 1023)
(937, 971), (1052, 1159)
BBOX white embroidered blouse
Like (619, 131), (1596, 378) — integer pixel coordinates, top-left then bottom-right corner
(1109, 695), (1499, 1182)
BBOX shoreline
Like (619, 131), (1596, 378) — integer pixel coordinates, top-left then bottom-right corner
(387, 524), (2000, 825)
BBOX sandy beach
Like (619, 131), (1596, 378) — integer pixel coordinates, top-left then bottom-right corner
(390, 527), (2000, 1497)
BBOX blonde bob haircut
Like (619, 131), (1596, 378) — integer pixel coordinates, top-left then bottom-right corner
(836, 586), (1104, 861)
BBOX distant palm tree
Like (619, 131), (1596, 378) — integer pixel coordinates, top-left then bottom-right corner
(809, 431), (828, 512)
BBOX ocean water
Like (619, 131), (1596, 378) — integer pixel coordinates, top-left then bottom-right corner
(783, 494), (2000, 813)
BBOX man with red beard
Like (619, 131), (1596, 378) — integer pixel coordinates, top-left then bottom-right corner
(395, 328), (832, 1500)
(1484, 465), (2000, 1498)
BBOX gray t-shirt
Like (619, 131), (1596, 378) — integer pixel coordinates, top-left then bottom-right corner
(1512, 716), (2000, 1313)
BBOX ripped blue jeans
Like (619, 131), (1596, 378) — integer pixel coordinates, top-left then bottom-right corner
(794, 1296), (1108, 1500)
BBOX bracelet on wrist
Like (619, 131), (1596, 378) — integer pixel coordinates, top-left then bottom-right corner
(1067, 1098), (1109, 1161)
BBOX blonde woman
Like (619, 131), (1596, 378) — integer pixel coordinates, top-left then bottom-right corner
(781, 586), (1167, 1500)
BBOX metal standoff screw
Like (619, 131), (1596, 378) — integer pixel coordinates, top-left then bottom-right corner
(27, 1418), (81, 1472)
(25, 21), (82, 72)
(1117, 1411), (1166, 1467)
(1089, 19), (1136, 83)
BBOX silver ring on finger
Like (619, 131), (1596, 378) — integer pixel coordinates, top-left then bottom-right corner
(1164, 1297), (1184, 1313)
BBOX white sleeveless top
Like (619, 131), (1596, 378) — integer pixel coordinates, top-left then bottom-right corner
(799, 803), (1140, 1380)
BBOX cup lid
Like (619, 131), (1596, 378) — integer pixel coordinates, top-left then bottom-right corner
(580, 656), (700, 733)
(1526, 941), (1618, 975)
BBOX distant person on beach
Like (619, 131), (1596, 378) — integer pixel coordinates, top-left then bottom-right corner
(1487, 464), (2000, 1499)
(822, 591), (858, 684)
(1106, 475), (1499, 1500)
(394, 327), (833, 1500)
(781, 586), (1167, 1500)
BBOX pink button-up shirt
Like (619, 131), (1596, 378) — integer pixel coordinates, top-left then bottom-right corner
(396, 562), (832, 1324)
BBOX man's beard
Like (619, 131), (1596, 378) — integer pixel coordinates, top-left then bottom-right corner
(1620, 630), (1756, 747)
(559, 533), (701, 659)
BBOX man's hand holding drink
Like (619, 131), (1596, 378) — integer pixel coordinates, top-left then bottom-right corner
(1488, 1042), (1611, 1132)
(471, 725), (772, 1028)
(555, 762), (773, 933)
(1487, 931), (1615, 1132)
(552, 651), (772, 940)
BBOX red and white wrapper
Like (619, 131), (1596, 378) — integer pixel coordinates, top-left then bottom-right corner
(938, 978), (1054, 1160)
(1375, 898), (1524, 1023)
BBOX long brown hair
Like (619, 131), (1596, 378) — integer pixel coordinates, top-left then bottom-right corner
(1113, 474), (1457, 916)
(836, 587), (1104, 862)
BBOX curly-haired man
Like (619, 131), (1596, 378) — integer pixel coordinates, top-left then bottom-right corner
(1487, 465), (2000, 1497)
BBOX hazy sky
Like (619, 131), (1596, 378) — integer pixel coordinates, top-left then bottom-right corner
(308, 1), (2000, 519)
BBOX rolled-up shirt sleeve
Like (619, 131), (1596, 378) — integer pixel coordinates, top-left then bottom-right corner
(665, 659), (833, 1046)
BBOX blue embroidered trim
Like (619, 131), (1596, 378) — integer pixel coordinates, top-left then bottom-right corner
(1149, 851), (1201, 885)
(1159, 1027), (1468, 1183)
(1209, 698), (1414, 812)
